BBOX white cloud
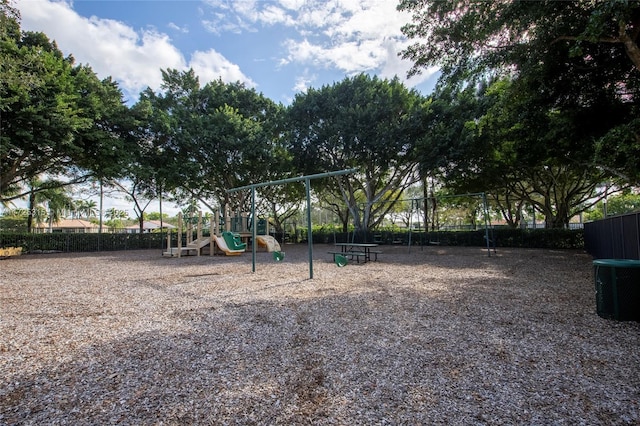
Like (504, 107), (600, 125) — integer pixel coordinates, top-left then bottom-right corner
(321, 1), (404, 41)
(14, 0), (435, 105)
(167, 22), (189, 33)
(259, 4), (297, 26)
(281, 39), (323, 67)
(202, 13), (251, 35)
(189, 50), (257, 88)
(202, 0), (295, 31)
(276, 0), (307, 11)
(16, 0), (185, 100)
(204, 0), (430, 90)
(293, 0), (346, 29)
(15, 0), (253, 102)
(292, 69), (317, 93)
(379, 39), (439, 88)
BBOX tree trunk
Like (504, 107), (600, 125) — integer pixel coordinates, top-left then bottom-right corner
(340, 209), (349, 233)
(544, 209), (570, 229)
(422, 181), (429, 233)
(269, 202), (284, 235)
(27, 191), (35, 233)
(619, 20), (640, 72)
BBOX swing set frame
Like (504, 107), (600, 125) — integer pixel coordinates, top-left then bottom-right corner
(406, 192), (496, 257)
(227, 168), (357, 279)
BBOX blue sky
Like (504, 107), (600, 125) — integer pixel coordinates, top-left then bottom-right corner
(15, 0), (440, 105)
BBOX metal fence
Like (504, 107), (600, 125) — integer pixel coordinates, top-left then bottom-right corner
(0, 232), (167, 253)
(584, 212), (640, 260)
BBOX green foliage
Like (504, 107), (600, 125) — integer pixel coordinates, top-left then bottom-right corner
(24, 179), (74, 231)
(308, 227), (584, 249)
(399, 1), (640, 83)
(0, 227), (583, 253)
(3, 0), (636, 234)
(0, 211), (27, 231)
(584, 192), (640, 221)
(144, 212), (169, 221)
(475, 77), (615, 228)
(420, 76), (624, 228)
(416, 81), (483, 175)
(0, 232), (165, 252)
(286, 74), (428, 232)
(138, 71), (286, 213)
(604, 192), (640, 216)
(1, 11), (131, 203)
(399, 0), (640, 188)
(73, 199), (99, 219)
(595, 118), (640, 184)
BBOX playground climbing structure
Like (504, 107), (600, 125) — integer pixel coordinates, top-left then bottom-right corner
(162, 206), (276, 257)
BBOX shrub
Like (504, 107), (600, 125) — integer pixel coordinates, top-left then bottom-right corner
(0, 232), (166, 253)
(309, 228), (584, 249)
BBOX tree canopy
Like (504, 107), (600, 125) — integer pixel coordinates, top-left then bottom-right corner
(0, 7), (131, 203)
(138, 69), (287, 213)
(399, 1), (640, 80)
(286, 74), (428, 232)
(2, 0), (638, 232)
(399, 0), (640, 189)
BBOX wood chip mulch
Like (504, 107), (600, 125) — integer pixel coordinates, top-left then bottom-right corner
(1, 244), (639, 425)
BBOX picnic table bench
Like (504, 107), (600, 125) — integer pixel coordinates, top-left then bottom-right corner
(329, 243), (381, 264)
(328, 250), (369, 263)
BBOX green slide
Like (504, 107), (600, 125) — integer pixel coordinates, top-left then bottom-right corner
(222, 231), (247, 251)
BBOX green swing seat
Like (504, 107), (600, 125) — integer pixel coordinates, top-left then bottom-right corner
(334, 254), (348, 267)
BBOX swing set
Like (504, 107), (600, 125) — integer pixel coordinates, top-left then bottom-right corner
(342, 191), (494, 256)
(406, 192), (496, 256)
(227, 168), (357, 279)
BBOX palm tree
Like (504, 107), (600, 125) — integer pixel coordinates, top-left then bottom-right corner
(75, 199), (98, 220)
(31, 206), (48, 229)
(26, 178), (73, 232)
(105, 207), (128, 220)
(105, 207), (129, 231)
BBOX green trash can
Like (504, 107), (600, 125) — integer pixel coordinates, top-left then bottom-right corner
(593, 259), (640, 321)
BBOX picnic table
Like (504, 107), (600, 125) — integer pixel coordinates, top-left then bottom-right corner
(329, 243), (381, 264)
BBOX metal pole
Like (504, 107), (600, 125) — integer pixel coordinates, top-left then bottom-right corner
(306, 178), (313, 279)
(482, 192), (491, 257)
(408, 199), (413, 253)
(228, 168), (357, 193)
(251, 187), (257, 273)
(98, 180), (103, 251)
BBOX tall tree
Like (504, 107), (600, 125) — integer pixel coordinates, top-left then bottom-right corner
(399, 0), (640, 186)
(138, 70), (285, 214)
(436, 78), (624, 228)
(286, 74), (427, 233)
(399, 1), (640, 80)
(1, 9), (131, 203)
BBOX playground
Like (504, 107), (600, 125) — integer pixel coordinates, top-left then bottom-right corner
(1, 244), (639, 424)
